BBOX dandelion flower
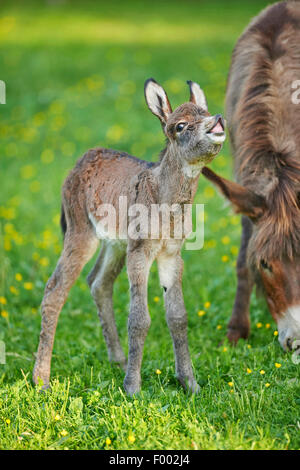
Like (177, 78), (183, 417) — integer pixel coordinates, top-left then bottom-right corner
(221, 255), (229, 263)
(246, 368), (252, 374)
(274, 331), (278, 336)
(106, 437), (112, 446)
(265, 383), (270, 388)
(223, 347), (227, 352)
(9, 286), (18, 295)
(39, 257), (49, 267)
(128, 434), (135, 444)
(1, 311), (9, 319)
(256, 322), (263, 329)
(198, 310), (205, 317)
(24, 282), (33, 290)
(5, 419), (10, 425)
(217, 325), (222, 330)
(228, 381), (234, 387)
(156, 369), (161, 375)
(221, 236), (230, 245)
(275, 363), (282, 368)
(54, 414), (61, 421)
(265, 323), (271, 329)
(204, 301), (211, 309)
(60, 430), (68, 437)
(153, 296), (160, 303)
(0, 297), (7, 305)
(260, 370), (265, 375)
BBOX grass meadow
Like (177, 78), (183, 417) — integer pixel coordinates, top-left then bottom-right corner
(0, 0), (299, 450)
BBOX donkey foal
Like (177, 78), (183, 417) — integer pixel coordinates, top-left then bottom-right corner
(33, 79), (225, 395)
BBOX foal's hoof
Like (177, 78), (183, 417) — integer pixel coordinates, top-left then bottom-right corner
(32, 369), (50, 391)
(178, 376), (200, 394)
(123, 377), (141, 396)
(111, 358), (127, 372)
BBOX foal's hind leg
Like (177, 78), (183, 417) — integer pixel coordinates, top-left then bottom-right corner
(33, 231), (99, 388)
(87, 240), (127, 370)
(227, 216), (254, 344)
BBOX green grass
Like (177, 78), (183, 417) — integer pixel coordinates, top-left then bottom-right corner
(0, 0), (299, 450)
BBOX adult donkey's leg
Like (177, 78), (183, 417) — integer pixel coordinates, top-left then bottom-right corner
(227, 216), (254, 344)
(158, 248), (199, 393)
(33, 230), (98, 388)
(87, 240), (127, 370)
(124, 242), (152, 395)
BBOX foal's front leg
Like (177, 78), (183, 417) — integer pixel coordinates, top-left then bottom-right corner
(124, 243), (152, 395)
(158, 250), (199, 393)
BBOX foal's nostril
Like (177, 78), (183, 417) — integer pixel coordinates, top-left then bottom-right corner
(207, 114), (225, 134)
(215, 114), (225, 130)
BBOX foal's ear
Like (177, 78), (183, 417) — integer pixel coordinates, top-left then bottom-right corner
(202, 167), (267, 220)
(187, 80), (208, 111)
(144, 78), (172, 125)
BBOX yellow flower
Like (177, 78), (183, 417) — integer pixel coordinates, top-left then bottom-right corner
(275, 363), (282, 368)
(260, 370), (265, 375)
(24, 282), (33, 290)
(265, 383), (270, 388)
(221, 255), (229, 262)
(128, 434), (135, 444)
(256, 322), (263, 328)
(105, 437), (112, 446)
(265, 323), (271, 329)
(54, 414), (61, 421)
(9, 286), (18, 295)
(228, 381), (234, 387)
(247, 344), (252, 349)
(156, 369), (161, 375)
(217, 325), (222, 330)
(39, 257), (49, 267)
(204, 301), (211, 309)
(221, 236), (230, 245)
(1, 311), (9, 319)
(230, 246), (239, 255)
(274, 331), (278, 336)
(153, 296), (160, 303)
(223, 347), (227, 352)
(0, 297), (7, 305)
(5, 419), (10, 425)
(246, 368), (252, 374)
(15, 273), (22, 281)
(60, 430), (68, 437)
(198, 310), (206, 317)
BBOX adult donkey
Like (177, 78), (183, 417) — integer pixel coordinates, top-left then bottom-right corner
(202, 1), (300, 351)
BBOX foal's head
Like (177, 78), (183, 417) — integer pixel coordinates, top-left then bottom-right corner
(144, 79), (225, 168)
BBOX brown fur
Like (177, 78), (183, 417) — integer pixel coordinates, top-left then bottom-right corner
(33, 79), (225, 392)
(203, 1), (300, 348)
(227, 1), (300, 261)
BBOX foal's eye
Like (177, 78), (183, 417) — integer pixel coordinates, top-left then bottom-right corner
(261, 259), (272, 272)
(176, 122), (186, 132)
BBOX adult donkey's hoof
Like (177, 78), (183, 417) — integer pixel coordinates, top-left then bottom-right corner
(227, 324), (250, 345)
